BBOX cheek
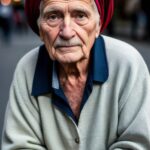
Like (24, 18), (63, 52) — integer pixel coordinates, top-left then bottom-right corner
(85, 22), (98, 37)
(76, 20), (98, 42)
(40, 23), (54, 44)
(79, 23), (98, 46)
(76, 22), (98, 57)
(39, 23), (60, 59)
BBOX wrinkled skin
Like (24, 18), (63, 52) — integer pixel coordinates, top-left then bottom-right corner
(38, 0), (100, 64)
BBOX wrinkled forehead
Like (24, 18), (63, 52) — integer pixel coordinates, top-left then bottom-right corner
(41, 0), (93, 8)
(39, 0), (96, 15)
(42, 0), (92, 3)
(25, 0), (114, 35)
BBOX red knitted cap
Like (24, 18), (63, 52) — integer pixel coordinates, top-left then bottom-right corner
(25, 0), (114, 35)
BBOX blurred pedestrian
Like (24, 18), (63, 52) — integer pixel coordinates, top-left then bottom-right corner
(125, 0), (141, 39)
(13, 8), (28, 34)
(0, 4), (13, 43)
(141, 0), (150, 39)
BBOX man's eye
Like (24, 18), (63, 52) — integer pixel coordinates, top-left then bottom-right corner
(76, 13), (87, 20)
(74, 12), (88, 25)
(47, 14), (60, 21)
(43, 13), (63, 27)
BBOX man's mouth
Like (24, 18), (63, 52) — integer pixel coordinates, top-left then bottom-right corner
(55, 44), (80, 49)
(55, 45), (81, 53)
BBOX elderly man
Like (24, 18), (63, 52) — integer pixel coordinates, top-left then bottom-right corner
(1, 0), (150, 149)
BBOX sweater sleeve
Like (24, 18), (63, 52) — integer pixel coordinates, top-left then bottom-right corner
(109, 53), (150, 149)
(1, 54), (47, 150)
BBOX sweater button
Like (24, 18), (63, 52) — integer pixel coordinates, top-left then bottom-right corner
(75, 137), (80, 144)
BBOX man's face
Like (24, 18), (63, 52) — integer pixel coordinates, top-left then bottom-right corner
(39, 0), (100, 64)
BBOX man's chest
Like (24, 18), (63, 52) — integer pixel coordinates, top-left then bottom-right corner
(61, 81), (86, 118)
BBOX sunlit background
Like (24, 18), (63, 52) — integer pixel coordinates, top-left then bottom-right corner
(0, 0), (150, 144)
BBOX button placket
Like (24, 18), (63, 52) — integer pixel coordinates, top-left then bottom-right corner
(68, 116), (81, 146)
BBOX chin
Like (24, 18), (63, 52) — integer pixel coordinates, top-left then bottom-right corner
(57, 58), (80, 64)
(56, 55), (86, 64)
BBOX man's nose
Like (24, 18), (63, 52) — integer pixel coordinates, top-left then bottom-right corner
(59, 16), (75, 40)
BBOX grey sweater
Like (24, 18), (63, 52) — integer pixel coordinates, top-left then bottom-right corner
(1, 36), (150, 150)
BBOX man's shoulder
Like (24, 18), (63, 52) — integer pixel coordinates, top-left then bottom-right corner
(102, 35), (138, 55)
(14, 46), (40, 79)
(17, 46), (40, 69)
(101, 35), (150, 79)
(10, 46), (41, 94)
(102, 35), (145, 66)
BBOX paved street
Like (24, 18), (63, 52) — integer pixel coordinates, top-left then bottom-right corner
(0, 30), (150, 143)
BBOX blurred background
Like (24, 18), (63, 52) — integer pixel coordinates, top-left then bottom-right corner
(0, 0), (150, 144)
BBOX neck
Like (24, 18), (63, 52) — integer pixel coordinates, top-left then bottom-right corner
(58, 59), (90, 82)
(58, 59), (91, 119)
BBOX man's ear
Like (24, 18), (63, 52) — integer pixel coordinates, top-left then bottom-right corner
(95, 25), (101, 38)
(95, 30), (100, 38)
(39, 28), (44, 41)
(37, 17), (44, 41)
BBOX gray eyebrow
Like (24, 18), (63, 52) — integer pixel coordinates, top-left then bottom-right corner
(71, 8), (89, 13)
(43, 6), (63, 15)
(70, 5), (90, 12)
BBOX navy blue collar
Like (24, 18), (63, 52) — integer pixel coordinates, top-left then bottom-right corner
(31, 36), (109, 96)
